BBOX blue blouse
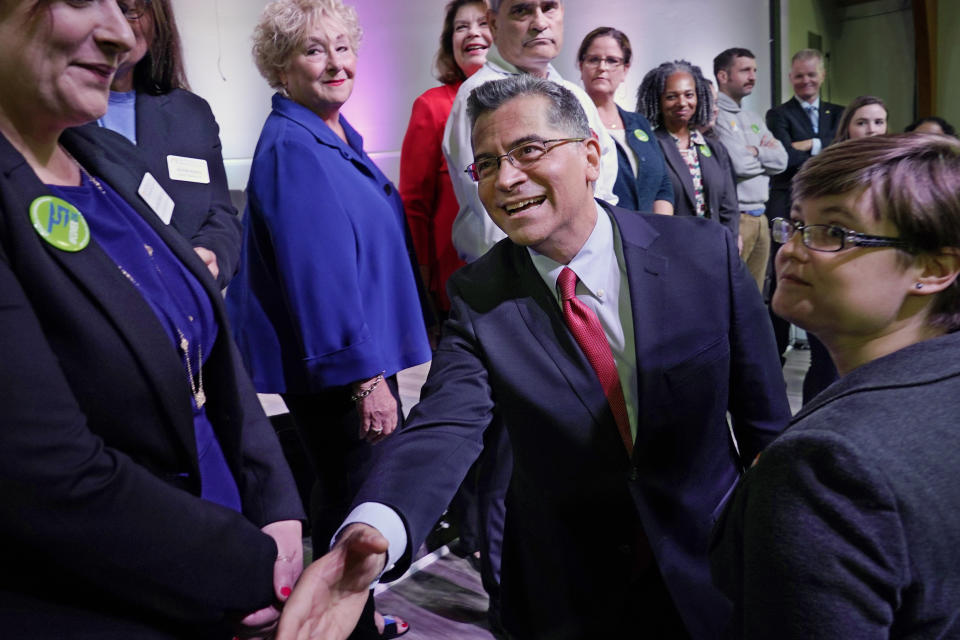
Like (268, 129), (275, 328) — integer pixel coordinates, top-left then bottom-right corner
(226, 94), (431, 393)
(98, 90), (138, 144)
(48, 177), (241, 512)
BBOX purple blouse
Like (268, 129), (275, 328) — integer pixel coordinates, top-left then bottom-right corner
(48, 175), (242, 512)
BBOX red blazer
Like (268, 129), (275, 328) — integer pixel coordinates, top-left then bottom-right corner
(399, 83), (465, 311)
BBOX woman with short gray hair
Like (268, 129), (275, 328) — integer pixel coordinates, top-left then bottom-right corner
(228, 1), (430, 637)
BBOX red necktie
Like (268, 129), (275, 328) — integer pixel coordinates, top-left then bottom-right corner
(557, 267), (633, 455)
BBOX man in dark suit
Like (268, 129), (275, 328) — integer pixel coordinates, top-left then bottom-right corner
(765, 49), (844, 391)
(766, 49), (844, 222)
(277, 75), (790, 640)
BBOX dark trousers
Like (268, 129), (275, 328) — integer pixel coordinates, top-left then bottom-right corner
(282, 375), (402, 640)
(477, 417), (511, 627)
(501, 559), (690, 640)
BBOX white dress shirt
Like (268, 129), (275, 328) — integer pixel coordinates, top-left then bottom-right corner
(527, 203), (637, 438)
(442, 45), (619, 263)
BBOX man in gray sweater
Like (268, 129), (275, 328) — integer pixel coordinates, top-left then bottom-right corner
(713, 48), (787, 293)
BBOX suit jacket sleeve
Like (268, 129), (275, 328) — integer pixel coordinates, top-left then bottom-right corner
(711, 430), (905, 638)
(766, 106), (812, 173)
(399, 91), (443, 270)
(140, 92), (241, 288)
(724, 227), (791, 460)
(0, 244), (279, 622)
(186, 98), (242, 287)
(231, 336), (306, 527)
(353, 274), (490, 578)
(709, 140), (741, 237)
(650, 125), (675, 204)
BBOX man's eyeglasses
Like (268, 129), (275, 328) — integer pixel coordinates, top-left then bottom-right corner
(118, 0), (151, 21)
(465, 138), (585, 183)
(581, 56), (624, 69)
(771, 217), (911, 253)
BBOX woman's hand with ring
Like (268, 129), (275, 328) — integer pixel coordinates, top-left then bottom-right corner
(353, 376), (397, 444)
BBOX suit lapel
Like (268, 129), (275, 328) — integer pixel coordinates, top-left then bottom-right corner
(510, 246), (614, 431)
(621, 110), (646, 160)
(609, 207), (668, 452)
(655, 129), (697, 211)
(55, 129), (212, 461)
(698, 141), (722, 217)
(818, 102), (838, 145)
(510, 208), (670, 457)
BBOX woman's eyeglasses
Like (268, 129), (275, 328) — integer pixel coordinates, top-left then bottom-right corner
(771, 217), (911, 253)
(117, 0), (151, 21)
(582, 56), (624, 69)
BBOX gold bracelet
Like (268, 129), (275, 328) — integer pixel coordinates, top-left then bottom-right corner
(350, 372), (385, 402)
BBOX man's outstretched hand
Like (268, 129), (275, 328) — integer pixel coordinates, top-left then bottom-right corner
(275, 523), (389, 640)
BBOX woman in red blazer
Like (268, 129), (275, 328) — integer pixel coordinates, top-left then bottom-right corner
(399, 0), (491, 314)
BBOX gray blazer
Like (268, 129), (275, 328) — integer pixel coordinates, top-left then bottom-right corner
(712, 331), (960, 638)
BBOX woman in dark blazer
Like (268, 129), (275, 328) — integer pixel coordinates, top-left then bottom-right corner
(226, 1), (431, 635)
(712, 134), (960, 638)
(638, 60), (739, 237)
(101, 0), (240, 287)
(576, 27), (673, 214)
(0, 2), (303, 638)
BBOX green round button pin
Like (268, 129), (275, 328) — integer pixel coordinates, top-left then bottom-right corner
(751, 124), (760, 133)
(699, 144), (712, 158)
(634, 129), (650, 142)
(29, 196), (90, 252)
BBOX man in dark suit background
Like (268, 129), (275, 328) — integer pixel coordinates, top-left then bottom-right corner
(765, 49), (844, 395)
(766, 49), (844, 222)
(276, 75), (790, 640)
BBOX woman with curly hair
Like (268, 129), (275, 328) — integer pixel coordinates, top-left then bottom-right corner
(638, 60), (739, 237)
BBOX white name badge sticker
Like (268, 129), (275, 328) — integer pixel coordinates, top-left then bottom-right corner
(138, 172), (175, 225)
(166, 155), (210, 184)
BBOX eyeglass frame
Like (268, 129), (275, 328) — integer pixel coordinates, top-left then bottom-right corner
(464, 137), (586, 183)
(581, 55), (625, 69)
(118, 0), (152, 21)
(771, 217), (913, 253)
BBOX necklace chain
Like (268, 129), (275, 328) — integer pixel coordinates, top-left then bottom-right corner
(117, 257), (206, 409)
(69, 144), (208, 410)
(61, 147), (106, 193)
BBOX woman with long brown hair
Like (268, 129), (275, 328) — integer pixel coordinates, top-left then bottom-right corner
(101, 0), (241, 287)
